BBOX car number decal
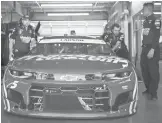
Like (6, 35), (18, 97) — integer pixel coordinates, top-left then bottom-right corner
(7, 81), (19, 89)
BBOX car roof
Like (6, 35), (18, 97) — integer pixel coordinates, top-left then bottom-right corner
(39, 36), (106, 44)
(41, 36), (98, 40)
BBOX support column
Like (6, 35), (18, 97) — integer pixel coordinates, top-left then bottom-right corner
(123, 2), (129, 50)
(161, 2), (162, 19)
(124, 10), (129, 50)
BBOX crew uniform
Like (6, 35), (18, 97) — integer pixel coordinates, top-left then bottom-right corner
(102, 32), (110, 41)
(105, 32), (130, 60)
(140, 14), (161, 97)
(10, 24), (35, 58)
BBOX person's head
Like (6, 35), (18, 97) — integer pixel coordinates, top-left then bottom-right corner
(20, 15), (30, 27)
(111, 23), (121, 36)
(71, 30), (76, 36)
(143, 2), (154, 17)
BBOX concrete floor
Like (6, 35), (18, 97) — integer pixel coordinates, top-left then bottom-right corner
(1, 83), (162, 123)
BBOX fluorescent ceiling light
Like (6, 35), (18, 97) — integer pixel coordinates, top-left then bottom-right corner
(38, 9), (106, 12)
(141, 12), (161, 15)
(154, 3), (161, 5)
(47, 13), (89, 16)
(41, 4), (92, 7)
(154, 12), (161, 14)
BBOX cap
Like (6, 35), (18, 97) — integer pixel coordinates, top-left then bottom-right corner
(21, 15), (30, 20)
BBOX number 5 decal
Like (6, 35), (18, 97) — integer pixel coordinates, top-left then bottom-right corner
(9, 81), (19, 89)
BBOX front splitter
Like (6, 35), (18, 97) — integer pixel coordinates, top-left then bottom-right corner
(5, 103), (137, 119)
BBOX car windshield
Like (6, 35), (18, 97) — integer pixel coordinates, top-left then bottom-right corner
(30, 41), (113, 56)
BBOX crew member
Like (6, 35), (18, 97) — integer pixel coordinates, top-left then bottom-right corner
(9, 15), (36, 60)
(140, 2), (161, 100)
(105, 23), (129, 60)
(101, 24), (111, 41)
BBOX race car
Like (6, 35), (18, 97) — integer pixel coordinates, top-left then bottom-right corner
(2, 36), (138, 119)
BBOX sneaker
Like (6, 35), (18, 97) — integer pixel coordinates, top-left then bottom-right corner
(148, 94), (158, 101)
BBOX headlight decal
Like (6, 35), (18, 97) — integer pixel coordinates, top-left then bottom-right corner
(35, 72), (55, 80)
(9, 69), (33, 79)
(129, 101), (134, 115)
(129, 68), (138, 115)
(3, 67), (11, 112)
(9, 69), (55, 80)
(103, 71), (132, 81)
(132, 68), (138, 101)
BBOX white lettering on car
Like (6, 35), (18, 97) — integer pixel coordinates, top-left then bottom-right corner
(106, 59), (114, 63)
(22, 55), (128, 68)
(45, 56), (54, 60)
(50, 57), (62, 60)
(65, 57), (78, 60)
(61, 39), (84, 42)
(7, 81), (19, 89)
(35, 55), (46, 61)
(88, 56), (101, 61)
(36, 58), (44, 61)
(78, 57), (87, 60)
(99, 58), (107, 62)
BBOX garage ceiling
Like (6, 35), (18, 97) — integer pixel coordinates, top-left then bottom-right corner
(18, 1), (115, 13)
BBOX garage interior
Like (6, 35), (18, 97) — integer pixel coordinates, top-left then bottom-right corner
(1, 1), (162, 123)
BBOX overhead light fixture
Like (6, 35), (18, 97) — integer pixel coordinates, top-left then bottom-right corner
(41, 4), (92, 7)
(154, 12), (161, 14)
(47, 13), (89, 16)
(154, 3), (161, 5)
(141, 12), (161, 15)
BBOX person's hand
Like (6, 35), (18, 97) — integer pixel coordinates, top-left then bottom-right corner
(9, 52), (14, 61)
(104, 34), (109, 41)
(147, 48), (154, 59)
(30, 38), (36, 50)
(112, 41), (121, 52)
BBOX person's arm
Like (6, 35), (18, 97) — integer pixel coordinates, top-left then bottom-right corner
(112, 33), (124, 52)
(103, 33), (112, 46)
(103, 33), (109, 42)
(9, 29), (16, 60)
(151, 19), (161, 50)
(30, 26), (37, 50)
(147, 19), (161, 59)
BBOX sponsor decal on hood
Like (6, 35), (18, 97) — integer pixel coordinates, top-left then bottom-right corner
(18, 55), (129, 68)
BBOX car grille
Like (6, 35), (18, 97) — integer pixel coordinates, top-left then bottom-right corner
(28, 85), (110, 112)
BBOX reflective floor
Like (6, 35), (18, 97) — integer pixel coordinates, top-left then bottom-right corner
(1, 83), (162, 123)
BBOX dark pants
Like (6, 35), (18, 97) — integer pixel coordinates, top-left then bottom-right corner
(140, 45), (160, 96)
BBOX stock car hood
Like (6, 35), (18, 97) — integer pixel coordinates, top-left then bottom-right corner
(11, 54), (130, 73)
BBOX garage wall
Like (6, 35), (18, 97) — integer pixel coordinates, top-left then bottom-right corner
(31, 12), (108, 21)
(31, 20), (107, 36)
(1, 13), (21, 23)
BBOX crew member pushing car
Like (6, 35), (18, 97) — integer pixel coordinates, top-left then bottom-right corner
(101, 24), (111, 41)
(105, 23), (130, 60)
(9, 15), (36, 60)
(140, 2), (161, 100)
